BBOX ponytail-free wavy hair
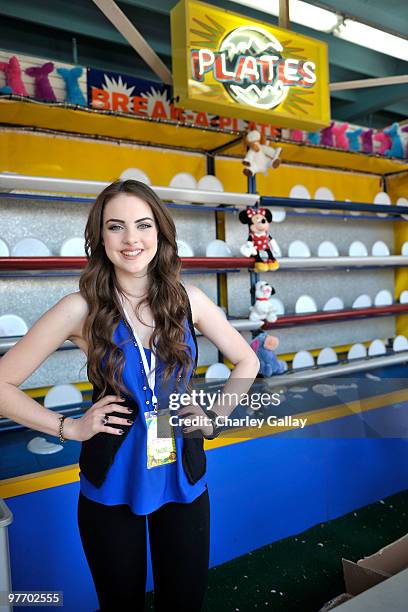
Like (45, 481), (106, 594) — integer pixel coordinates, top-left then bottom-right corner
(79, 180), (194, 401)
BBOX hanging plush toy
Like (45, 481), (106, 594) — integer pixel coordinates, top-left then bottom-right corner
(239, 207), (280, 272)
(250, 332), (286, 377)
(361, 128), (374, 154)
(346, 127), (362, 152)
(57, 66), (86, 106)
(374, 130), (392, 155)
(289, 129), (304, 142)
(242, 129), (282, 177)
(383, 122), (404, 158)
(0, 56), (28, 96)
(332, 123), (349, 150)
(25, 62), (56, 101)
(320, 121), (335, 147)
(308, 131), (320, 145)
(248, 280), (278, 322)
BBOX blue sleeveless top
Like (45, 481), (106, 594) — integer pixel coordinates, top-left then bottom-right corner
(79, 317), (208, 515)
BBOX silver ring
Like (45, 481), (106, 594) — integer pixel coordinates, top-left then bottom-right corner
(102, 416), (109, 426)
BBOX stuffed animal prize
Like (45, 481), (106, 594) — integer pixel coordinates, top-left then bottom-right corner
(250, 332), (286, 377)
(239, 207), (280, 272)
(242, 129), (282, 177)
(248, 280), (278, 322)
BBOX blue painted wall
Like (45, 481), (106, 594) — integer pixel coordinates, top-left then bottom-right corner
(5, 406), (408, 611)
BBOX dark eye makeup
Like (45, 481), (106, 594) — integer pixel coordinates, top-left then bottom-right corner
(108, 223), (153, 231)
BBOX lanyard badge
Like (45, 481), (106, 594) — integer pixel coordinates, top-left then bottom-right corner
(116, 289), (176, 468)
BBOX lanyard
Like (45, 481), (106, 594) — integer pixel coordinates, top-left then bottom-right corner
(116, 289), (158, 410)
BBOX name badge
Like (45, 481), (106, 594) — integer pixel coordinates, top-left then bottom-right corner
(145, 409), (177, 469)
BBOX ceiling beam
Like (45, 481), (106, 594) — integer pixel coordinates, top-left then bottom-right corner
(308, 0), (408, 39)
(92, 0), (172, 84)
(330, 75), (408, 92)
(334, 83), (408, 122)
(1, 0), (406, 80)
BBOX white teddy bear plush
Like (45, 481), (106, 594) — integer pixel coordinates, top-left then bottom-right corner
(242, 129), (282, 177)
(249, 280), (278, 323)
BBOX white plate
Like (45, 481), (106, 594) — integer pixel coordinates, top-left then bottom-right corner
(345, 198), (361, 217)
(205, 362), (231, 381)
(314, 187), (334, 201)
(371, 241), (390, 257)
(318, 241), (338, 257)
(295, 295), (317, 314)
(373, 191), (391, 218)
(393, 335), (408, 352)
(60, 237), (86, 256)
(169, 173), (197, 190)
(323, 297), (344, 311)
(312, 384), (337, 397)
(268, 297), (285, 316)
(347, 344), (367, 360)
(206, 239), (232, 257)
(352, 294), (372, 309)
(399, 290), (408, 304)
(177, 240), (194, 257)
(317, 347), (338, 365)
(197, 175), (224, 192)
(289, 185), (310, 213)
(401, 242), (408, 256)
(271, 208), (286, 223)
(27, 437), (63, 455)
(397, 197), (408, 221)
(368, 339), (386, 357)
(365, 373), (381, 381)
(374, 290), (392, 307)
(120, 168), (151, 185)
(0, 238), (9, 256)
(292, 350), (315, 369)
(11, 238), (51, 256)
(0, 314), (28, 336)
(288, 240), (311, 258)
(314, 187), (334, 215)
(44, 384), (83, 408)
(348, 241), (368, 257)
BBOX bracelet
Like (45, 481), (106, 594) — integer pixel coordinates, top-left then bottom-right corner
(58, 415), (67, 443)
(204, 409), (223, 440)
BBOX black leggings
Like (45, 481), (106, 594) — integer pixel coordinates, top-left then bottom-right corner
(77, 488), (210, 612)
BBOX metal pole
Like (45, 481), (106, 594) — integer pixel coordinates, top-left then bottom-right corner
(279, 0), (290, 29)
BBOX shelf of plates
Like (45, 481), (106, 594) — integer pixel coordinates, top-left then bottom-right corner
(1, 173), (408, 390)
(225, 175), (408, 373)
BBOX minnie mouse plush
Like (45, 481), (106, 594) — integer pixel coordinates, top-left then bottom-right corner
(239, 207), (280, 272)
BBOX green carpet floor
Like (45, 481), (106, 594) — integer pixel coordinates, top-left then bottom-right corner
(146, 488), (408, 611)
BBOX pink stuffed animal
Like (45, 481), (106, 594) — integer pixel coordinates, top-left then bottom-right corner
(374, 130), (392, 155)
(25, 62), (56, 101)
(290, 129), (304, 142)
(332, 123), (349, 150)
(0, 56), (28, 96)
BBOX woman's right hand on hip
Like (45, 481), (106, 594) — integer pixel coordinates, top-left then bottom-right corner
(64, 395), (133, 441)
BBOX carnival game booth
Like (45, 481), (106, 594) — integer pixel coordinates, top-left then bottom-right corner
(0, 98), (408, 610)
(1, 2), (408, 609)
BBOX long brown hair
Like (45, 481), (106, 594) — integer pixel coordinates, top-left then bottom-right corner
(79, 180), (194, 400)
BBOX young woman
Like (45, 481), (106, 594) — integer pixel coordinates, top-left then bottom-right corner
(0, 180), (259, 611)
